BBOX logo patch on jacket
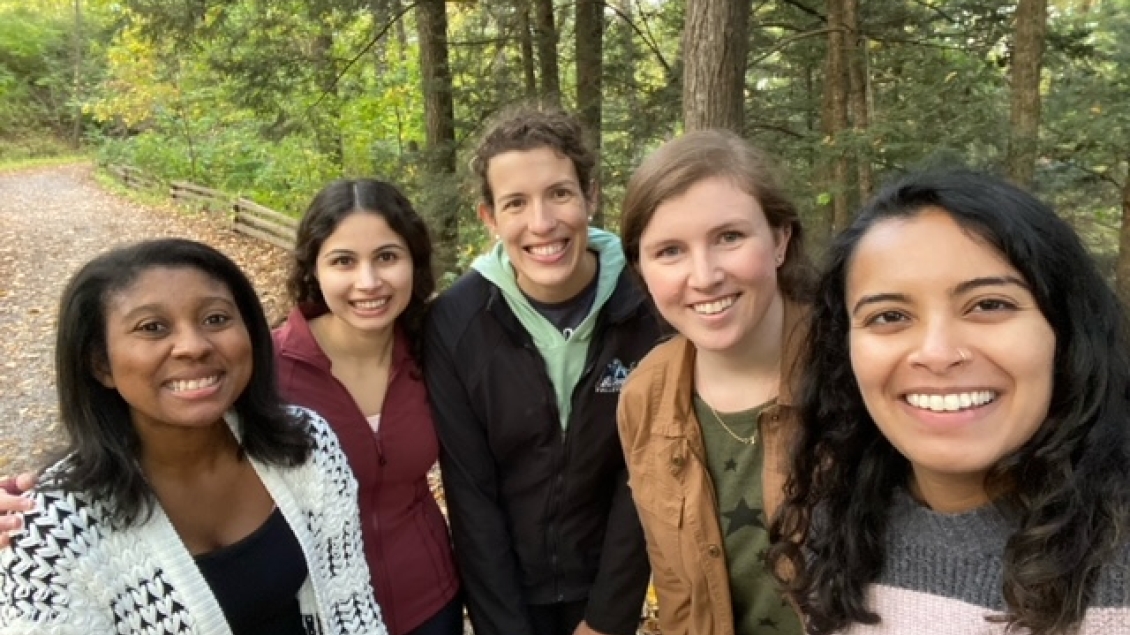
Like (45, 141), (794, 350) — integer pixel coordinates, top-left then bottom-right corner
(595, 358), (636, 393)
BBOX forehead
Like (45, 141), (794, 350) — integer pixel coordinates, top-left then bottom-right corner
(846, 208), (1018, 295)
(106, 266), (233, 313)
(486, 146), (580, 193)
(641, 177), (767, 244)
(320, 210), (407, 249)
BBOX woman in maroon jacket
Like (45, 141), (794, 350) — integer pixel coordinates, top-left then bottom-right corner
(272, 179), (460, 635)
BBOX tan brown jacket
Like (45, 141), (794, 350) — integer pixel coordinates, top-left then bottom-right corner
(616, 302), (807, 635)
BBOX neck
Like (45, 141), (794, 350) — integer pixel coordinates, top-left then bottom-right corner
(693, 295), (785, 411)
(139, 420), (241, 478)
(909, 470), (990, 514)
(311, 313), (396, 365)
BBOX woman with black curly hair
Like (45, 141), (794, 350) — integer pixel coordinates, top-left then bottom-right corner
(769, 169), (1130, 635)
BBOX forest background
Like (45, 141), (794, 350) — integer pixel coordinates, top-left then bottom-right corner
(2, 0), (1127, 297)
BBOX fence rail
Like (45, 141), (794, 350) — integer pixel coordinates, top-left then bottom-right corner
(170, 181), (230, 213)
(106, 164), (297, 250)
(107, 164), (163, 192)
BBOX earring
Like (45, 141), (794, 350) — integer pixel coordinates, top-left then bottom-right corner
(775, 254), (784, 265)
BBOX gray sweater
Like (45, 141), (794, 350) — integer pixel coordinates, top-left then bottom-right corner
(833, 491), (1130, 634)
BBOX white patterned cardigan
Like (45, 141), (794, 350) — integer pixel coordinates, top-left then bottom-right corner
(0, 407), (388, 635)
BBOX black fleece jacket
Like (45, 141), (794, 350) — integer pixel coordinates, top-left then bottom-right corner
(423, 269), (660, 635)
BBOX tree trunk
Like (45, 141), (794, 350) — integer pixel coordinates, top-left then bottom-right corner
(518, 0), (537, 98)
(416, 0), (459, 276)
(682, 0), (749, 132)
(576, 0), (604, 226)
(72, 0), (83, 148)
(822, 0), (850, 231)
(532, 0), (561, 106)
(1005, 0), (1047, 187)
(311, 23), (344, 168)
(1118, 165), (1130, 309)
(845, 0), (872, 204)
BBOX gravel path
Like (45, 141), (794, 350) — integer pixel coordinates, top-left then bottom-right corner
(0, 163), (290, 476)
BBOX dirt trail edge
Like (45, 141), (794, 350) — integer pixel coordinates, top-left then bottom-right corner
(0, 163), (289, 475)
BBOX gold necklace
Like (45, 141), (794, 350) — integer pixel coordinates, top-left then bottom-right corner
(705, 401), (758, 446)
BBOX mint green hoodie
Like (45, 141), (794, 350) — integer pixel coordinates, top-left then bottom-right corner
(472, 227), (625, 430)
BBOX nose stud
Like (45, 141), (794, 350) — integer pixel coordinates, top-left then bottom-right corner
(957, 348), (971, 365)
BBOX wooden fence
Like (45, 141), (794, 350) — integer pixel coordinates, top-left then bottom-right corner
(107, 164), (297, 250)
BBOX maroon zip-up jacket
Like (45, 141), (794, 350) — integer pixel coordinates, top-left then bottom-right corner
(273, 305), (459, 635)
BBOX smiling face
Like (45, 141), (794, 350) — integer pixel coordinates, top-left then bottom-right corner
(98, 267), (253, 434)
(479, 145), (595, 303)
(846, 208), (1056, 510)
(315, 210), (414, 336)
(638, 176), (790, 356)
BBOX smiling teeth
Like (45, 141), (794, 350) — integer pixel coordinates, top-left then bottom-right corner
(906, 391), (997, 412)
(353, 298), (389, 310)
(528, 242), (566, 257)
(692, 296), (736, 315)
(167, 376), (220, 392)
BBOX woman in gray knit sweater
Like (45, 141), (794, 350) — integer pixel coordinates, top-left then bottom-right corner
(770, 170), (1130, 635)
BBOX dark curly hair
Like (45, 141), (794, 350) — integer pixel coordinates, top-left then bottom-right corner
(286, 178), (435, 362)
(769, 169), (1130, 635)
(49, 238), (312, 529)
(470, 104), (596, 208)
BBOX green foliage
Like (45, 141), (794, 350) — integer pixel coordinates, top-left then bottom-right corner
(5, 0), (1114, 277)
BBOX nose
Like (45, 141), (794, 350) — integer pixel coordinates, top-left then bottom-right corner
(171, 326), (213, 359)
(528, 198), (558, 234)
(356, 262), (382, 291)
(907, 317), (967, 373)
(688, 247), (722, 290)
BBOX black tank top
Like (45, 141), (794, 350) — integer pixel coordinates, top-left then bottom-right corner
(195, 507), (308, 634)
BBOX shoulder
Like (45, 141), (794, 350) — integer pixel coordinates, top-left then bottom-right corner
(426, 271), (492, 339)
(619, 336), (689, 428)
(623, 336), (688, 394)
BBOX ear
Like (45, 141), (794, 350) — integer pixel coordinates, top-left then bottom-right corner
(477, 201), (498, 236)
(93, 356), (115, 389)
(774, 225), (793, 264)
(585, 184), (600, 219)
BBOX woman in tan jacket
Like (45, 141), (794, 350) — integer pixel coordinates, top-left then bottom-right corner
(617, 129), (812, 635)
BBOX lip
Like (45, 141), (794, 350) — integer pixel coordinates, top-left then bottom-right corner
(687, 293), (740, 318)
(898, 387), (1001, 430)
(163, 372), (224, 399)
(349, 296), (393, 316)
(523, 239), (570, 264)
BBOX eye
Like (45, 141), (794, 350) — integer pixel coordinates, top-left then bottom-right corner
(551, 187), (575, 202)
(717, 230), (744, 244)
(134, 321), (167, 335)
(501, 198), (524, 211)
(203, 313), (232, 327)
(863, 310), (909, 327)
(653, 245), (682, 259)
(376, 251), (400, 263)
(329, 254), (355, 267)
(971, 298), (1018, 313)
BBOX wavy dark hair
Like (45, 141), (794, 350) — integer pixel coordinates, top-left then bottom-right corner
(470, 104), (596, 208)
(286, 178), (435, 362)
(48, 238), (312, 529)
(769, 169), (1130, 635)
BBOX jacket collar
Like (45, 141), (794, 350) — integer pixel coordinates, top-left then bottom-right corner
(483, 268), (650, 342)
(274, 303), (415, 372)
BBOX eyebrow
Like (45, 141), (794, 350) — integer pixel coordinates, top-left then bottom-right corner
(323, 244), (406, 257)
(850, 275), (1029, 316)
(118, 296), (236, 320)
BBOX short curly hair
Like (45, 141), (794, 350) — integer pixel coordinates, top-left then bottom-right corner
(470, 105), (596, 208)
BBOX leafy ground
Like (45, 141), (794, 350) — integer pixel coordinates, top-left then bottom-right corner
(0, 162), (289, 475)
